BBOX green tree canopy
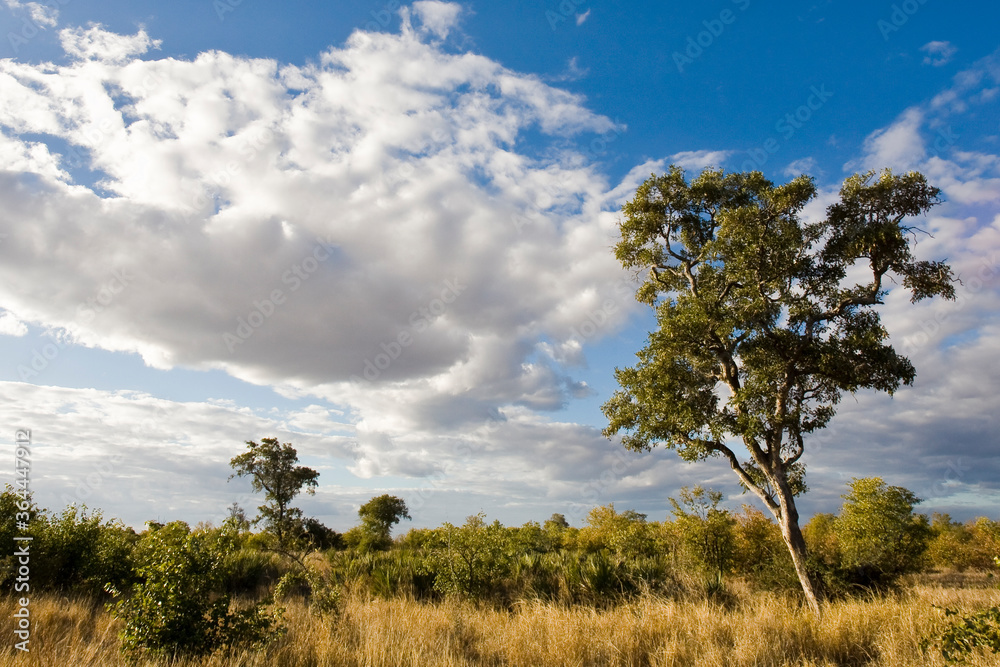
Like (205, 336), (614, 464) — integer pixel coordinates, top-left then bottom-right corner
(353, 494), (411, 550)
(229, 438), (320, 548)
(835, 476), (931, 587)
(602, 167), (955, 615)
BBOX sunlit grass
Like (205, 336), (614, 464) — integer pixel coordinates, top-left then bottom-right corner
(0, 581), (997, 666)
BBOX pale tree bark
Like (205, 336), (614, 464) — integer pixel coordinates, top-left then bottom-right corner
(775, 485), (823, 617)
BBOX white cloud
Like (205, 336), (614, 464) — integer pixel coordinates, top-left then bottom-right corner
(0, 310), (27, 336)
(59, 25), (161, 63)
(576, 10), (591, 26)
(669, 149), (732, 171)
(783, 156), (818, 178)
(4, 0), (58, 27)
(853, 107), (927, 172)
(0, 20), (643, 520)
(921, 40), (957, 67)
(410, 1), (464, 39)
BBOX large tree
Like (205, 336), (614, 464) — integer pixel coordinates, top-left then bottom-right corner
(229, 438), (320, 548)
(602, 167), (955, 615)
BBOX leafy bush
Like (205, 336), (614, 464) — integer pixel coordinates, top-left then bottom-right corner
(834, 477), (930, 590)
(107, 521), (283, 661)
(669, 486), (735, 586)
(731, 505), (797, 591)
(428, 513), (516, 600)
(578, 504), (657, 558)
(274, 566), (340, 615)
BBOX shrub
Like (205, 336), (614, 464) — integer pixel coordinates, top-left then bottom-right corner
(669, 486), (735, 586)
(107, 521), (282, 661)
(834, 477), (931, 590)
(731, 505), (797, 590)
(428, 513), (516, 600)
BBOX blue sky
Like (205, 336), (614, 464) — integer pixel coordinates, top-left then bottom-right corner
(0, 0), (997, 532)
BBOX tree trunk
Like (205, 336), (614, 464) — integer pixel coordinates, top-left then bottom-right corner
(775, 486), (823, 617)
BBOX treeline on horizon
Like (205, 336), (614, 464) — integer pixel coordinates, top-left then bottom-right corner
(3, 477), (997, 608)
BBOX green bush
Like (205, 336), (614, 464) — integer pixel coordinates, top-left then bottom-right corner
(108, 521), (283, 661)
(428, 513), (516, 600)
(669, 486), (735, 586)
(834, 477), (931, 590)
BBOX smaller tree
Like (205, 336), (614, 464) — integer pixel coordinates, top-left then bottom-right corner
(357, 494), (411, 550)
(669, 486), (736, 586)
(835, 477), (930, 589)
(229, 438), (320, 548)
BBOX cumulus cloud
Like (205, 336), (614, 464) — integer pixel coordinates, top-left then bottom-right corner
(0, 310), (27, 336)
(783, 156), (818, 178)
(0, 20), (997, 529)
(669, 149), (732, 171)
(0, 18), (646, 519)
(410, 1), (464, 39)
(4, 0), (58, 27)
(921, 40), (957, 67)
(823, 50), (1000, 515)
(59, 25), (161, 62)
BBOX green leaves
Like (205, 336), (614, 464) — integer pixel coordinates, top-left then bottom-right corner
(428, 513), (517, 600)
(834, 477), (931, 585)
(108, 521), (283, 661)
(229, 438), (320, 547)
(603, 165), (954, 490)
(605, 165), (954, 614)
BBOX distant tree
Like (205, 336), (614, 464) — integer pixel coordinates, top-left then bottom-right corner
(602, 167), (955, 614)
(669, 486), (735, 586)
(579, 504), (656, 558)
(223, 502), (251, 533)
(835, 477), (931, 589)
(229, 438), (320, 548)
(544, 513), (570, 531)
(352, 494), (411, 551)
(542, 513), (571, 551)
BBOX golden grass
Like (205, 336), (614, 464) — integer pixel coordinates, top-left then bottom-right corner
(0, 583), (997, 666)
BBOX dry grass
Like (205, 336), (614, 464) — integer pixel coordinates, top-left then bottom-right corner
(0, 583), (997, 666)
